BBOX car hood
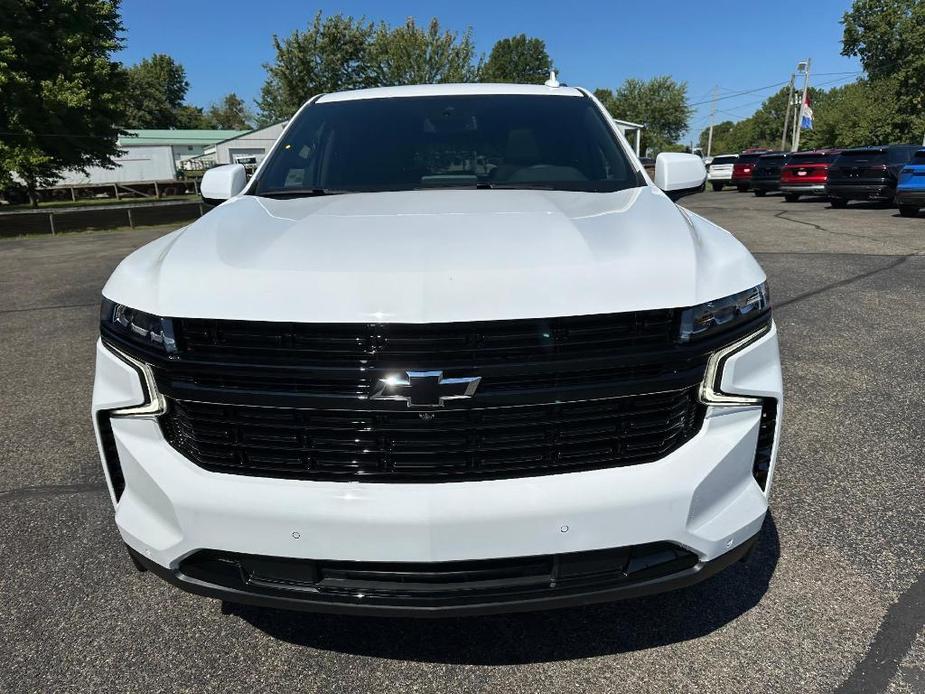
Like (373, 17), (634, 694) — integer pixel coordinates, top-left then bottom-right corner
(104, 187), (765, 323)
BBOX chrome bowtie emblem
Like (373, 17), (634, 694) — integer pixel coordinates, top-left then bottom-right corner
(371, 370), (481, 407)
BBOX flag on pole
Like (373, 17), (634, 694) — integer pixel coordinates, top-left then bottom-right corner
(800, 94), (814, 130)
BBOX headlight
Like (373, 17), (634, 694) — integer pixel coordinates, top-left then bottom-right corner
(100, 297), (177, 355)
(680, 282), (770, 342)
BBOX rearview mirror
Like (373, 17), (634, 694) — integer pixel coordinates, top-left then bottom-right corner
(201, 164), (247, 205)
(654, 153), (707, 201)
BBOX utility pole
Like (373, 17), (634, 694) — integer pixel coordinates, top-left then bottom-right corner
(792, 58), (811, 152)
(781, 73), (795, 151)
(707, 85), (717, 157)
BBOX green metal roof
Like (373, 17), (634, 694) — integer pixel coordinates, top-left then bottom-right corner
(117, 129), (249, 147)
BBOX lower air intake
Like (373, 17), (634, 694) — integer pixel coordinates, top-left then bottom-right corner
(179, 543), (699, 608)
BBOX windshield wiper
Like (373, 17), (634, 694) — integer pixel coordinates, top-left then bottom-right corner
(256, 188), (348, 198)
(485, 182), (560, 190)
(487, 182), (627, 192)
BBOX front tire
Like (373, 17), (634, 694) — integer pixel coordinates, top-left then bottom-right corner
(784, 193), (800, 202)
(754, 190), (766, 197)
(898, 205), (919, 217)
(830, 198), (848, 209)
(711, 182), (724, 192)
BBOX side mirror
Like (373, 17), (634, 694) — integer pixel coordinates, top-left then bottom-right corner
(200, 164), (247, 205)
(654, 153), (707, 201)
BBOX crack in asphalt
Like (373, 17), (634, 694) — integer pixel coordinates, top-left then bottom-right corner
(0, 481), (105, 502)
(835, 572), (925, 693)
(0, 301), (97, 316)
(772, 210), (906, 250)
(774, 254), (915, 310)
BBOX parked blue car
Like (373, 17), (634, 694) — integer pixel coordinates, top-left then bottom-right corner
(895, 148), (925, 217)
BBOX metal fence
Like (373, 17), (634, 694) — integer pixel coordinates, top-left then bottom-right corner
(0, 200), (208, 238)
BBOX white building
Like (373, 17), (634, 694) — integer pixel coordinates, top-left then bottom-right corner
(50, 129), (249, 189)
(55, 145), (178, 186)
(200, 121), (289, 167)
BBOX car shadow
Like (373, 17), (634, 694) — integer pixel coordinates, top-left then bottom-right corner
(229, 514), (780, 665)
(828, 200), (894, 211)
(783, 196), (829, 203)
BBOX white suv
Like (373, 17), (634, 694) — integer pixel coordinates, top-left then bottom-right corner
(707, 154), (739, 191)
(93, 84), (782, 617)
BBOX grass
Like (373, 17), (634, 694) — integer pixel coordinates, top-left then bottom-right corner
(0, 218), (198, 240)
(1, 193), (199, 211)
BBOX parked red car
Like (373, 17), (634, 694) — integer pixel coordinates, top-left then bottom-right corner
(731, 149), (771, 191)
(779, 149), (843, 202)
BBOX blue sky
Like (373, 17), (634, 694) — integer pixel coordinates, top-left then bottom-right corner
(116, 1), (861, 142)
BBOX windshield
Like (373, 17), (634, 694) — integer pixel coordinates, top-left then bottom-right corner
(888, 145), (918, 164)
(837, 149), (887, 165)
(789, 152), (839, 164)
(711, 156), (737, 165)
(251, 95), (641, 195)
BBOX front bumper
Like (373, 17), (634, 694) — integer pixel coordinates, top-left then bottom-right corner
(92, 323), (783, 614)
(126, 530), (761, 617)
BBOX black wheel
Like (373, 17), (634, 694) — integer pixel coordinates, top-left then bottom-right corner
(784, 193), (800, 202)
(711, 182), (724, 192)
(737, 185), (748, 192)
(899, 205), (919, 217)
(830, 198), (848, 209)
(754, 190), (766, 197)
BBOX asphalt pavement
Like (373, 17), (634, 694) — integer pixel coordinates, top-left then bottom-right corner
(0, 190), (922, 693)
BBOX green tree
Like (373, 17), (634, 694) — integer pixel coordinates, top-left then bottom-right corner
(207, 93), (254, 129)
(701, 85), (830, 154)
(481, 34), (552, 84)
(174, 104), (213, 129)
(256, 12), (377, 124)
(697, 120), (735, 155)
(842, 0), (925, 141)
(370, 17), (480, 86)
(0, 0), (126, 206)
(123, 53), (189, 128)
(256, 14), (482, 124)
(810, 78), (911, 148)
(595, 76), (692, 153)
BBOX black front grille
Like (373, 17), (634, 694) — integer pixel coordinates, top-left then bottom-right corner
(161, 388), (705, 481)
(173, 311), (677, 367)
(179, 542), (699, 608)
(139, 311), (753, 410)
(103, 310), (773, 482)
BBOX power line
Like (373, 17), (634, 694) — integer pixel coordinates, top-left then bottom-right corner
(694, 74), (862, 126)
(688, 80), (790, 106)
